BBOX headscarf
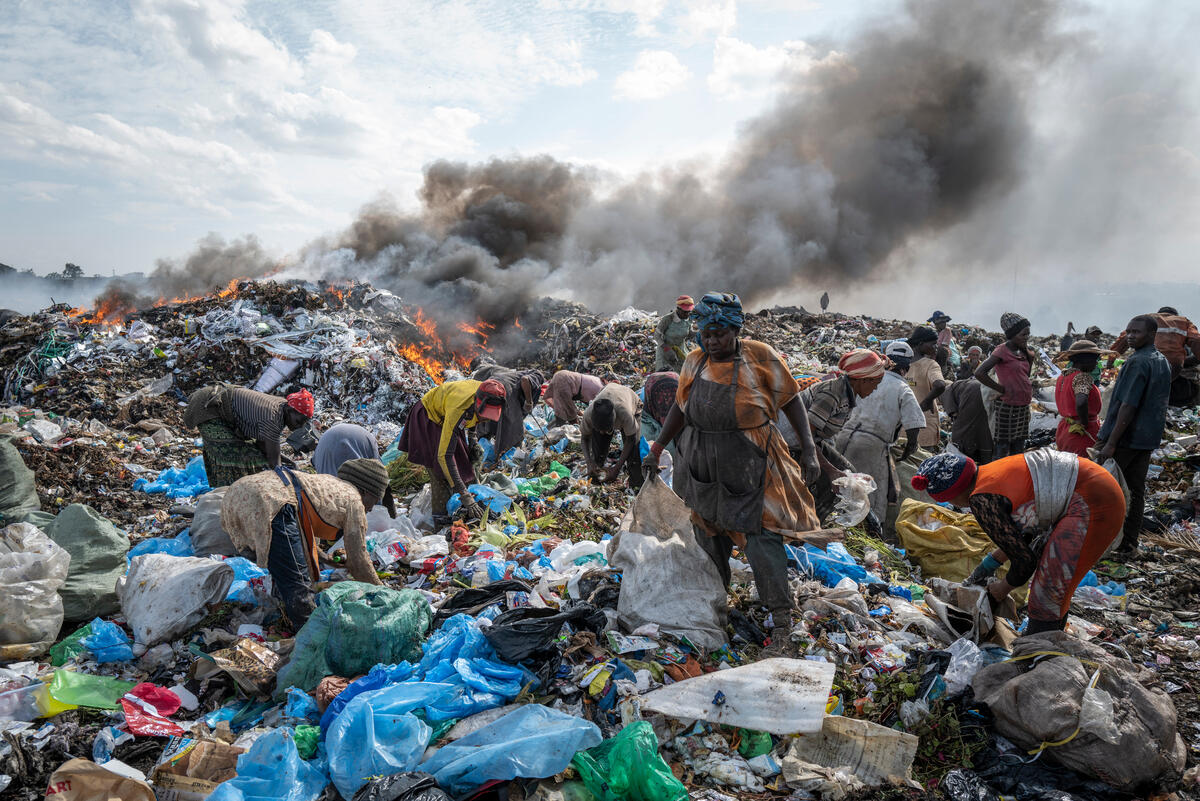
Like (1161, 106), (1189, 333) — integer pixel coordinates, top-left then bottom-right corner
(1001, 312), (1031, 340)
(691, 292), (744, 331)
(911, 452), (977, 503)
(966, 345), (983, 357)
(908, 325), (937, 348)
(675, 295), (695, 311)
(643, 371), (679, 424)
(837, 349), (886, 379)
(286, 389), (315, 418)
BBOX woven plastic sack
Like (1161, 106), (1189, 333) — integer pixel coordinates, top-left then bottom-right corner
(44, 503), (129, 622)
(0, 435), (39, 525)
(973, 631), (1186, 791)
(571, 720), (687, 801)
(0, 522), (70, 659)
(607, 478), (727, 652)
(274, 581), (433, 697)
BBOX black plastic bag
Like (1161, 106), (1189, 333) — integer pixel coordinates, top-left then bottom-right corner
(351, 771), (452, 801)
(432, 580), (533, 627)
(483, 603), (606, 663)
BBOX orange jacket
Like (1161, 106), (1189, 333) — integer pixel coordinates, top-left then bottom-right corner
(1112, 313), (1200, 369)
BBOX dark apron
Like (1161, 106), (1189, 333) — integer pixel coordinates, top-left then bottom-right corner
(274, 468), (342, 580)
(677, 353), (768, 533)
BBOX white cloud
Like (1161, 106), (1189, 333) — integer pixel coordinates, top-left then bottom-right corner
(516, 36), (598, 86)
(707, 36), (833, 99)
(677, 0), (737, 41)
(614, 50), (691, 100)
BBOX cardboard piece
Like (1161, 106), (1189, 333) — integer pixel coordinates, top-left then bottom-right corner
(42, 758), (156, 801)
(149, 737), (244, 801)
(782, 716), (919, 789)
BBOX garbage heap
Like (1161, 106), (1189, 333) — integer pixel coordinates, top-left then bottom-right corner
(1, 283), (1198, 801)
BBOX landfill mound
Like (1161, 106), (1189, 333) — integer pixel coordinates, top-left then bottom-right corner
(2, 281), (1198, 800)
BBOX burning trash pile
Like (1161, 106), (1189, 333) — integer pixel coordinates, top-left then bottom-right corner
(1, 281), (1198, 801)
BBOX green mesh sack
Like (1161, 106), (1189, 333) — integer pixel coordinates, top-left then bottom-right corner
(571, 721), (687, 801)
(274, 581), (432, 698)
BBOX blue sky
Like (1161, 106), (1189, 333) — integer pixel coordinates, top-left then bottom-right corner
(2, 0), (1198, 330)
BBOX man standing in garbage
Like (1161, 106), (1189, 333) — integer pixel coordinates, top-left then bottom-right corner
(654, 295), (695, 373)
(581, 383), (644, 489)
(545, 370), (604, 426)
(221, 458), (390, 626)
(907, 326), (948, 450)
(184, 385), (315, 488)
(834, 341), (924, 531)
(1096, 314), (1172, 559)
(642, 292), (822, 651)
(912, 451), (1125, 633)
(931, 310), (954, 369)
(398, 378), (507, 526)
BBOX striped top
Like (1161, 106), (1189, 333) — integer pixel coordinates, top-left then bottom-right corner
(224, 388), (289, 443)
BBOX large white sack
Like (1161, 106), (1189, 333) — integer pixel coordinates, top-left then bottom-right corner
(118, 554), (234, 645)
(0, 522), (71, 659)
(607, 478), (726, 652)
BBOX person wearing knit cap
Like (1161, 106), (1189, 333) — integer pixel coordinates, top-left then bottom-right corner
(644, 293), (822, 652)
(906, 326), (948, 449)
(397, 378), (507, 525)
(912, 451), (1125, 633)
(220, 459), (387, 627)
(834, 342), (925, 533)
(183, 384), (316, 488)
(955, 345), (984, 380)
(796, 349), (886, 523)
(975, 313), (1033, 459)
(654, 295), (696, 372)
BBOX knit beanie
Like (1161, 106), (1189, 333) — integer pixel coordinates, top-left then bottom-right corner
(338, 458), (396, 517)
(911, 452), (977, 503)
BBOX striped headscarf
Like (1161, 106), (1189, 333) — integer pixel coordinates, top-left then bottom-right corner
(691, 292), (744, 331)
(837, 349), (886, 379)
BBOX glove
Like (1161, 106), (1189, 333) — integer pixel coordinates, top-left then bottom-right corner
(642, 450), (661, 475)
(965, 554), (1001, 586)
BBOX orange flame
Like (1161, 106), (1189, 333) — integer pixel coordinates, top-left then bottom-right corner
(392, 312), (495, 383)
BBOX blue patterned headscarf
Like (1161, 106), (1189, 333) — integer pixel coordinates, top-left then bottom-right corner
(691, 292), (744, 331)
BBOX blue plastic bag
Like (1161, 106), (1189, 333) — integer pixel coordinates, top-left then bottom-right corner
(480, 438), (496, 465)
(284, 688), (321, 724)
(207, 727), (328, 801)
(221, 556), (271, 604)
(420, 705), (602, 797)
(325, 681), (456, 799)
(133, 456), (211, 499)
(319, 663), (417, 735)
(786, 542), (879, 587)
(81, 618), (134, 663)
(127, 529), (193, 563)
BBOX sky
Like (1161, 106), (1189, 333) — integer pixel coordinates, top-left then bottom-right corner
(2, 0), (1199, 331)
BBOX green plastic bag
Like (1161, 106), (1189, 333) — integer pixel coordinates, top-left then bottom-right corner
(49, 623), (93, 667)
(273, 581), (432, 698)
(294, 724), (320, 760)
(737, 728), (773, 758)
(48, 670), (134, 710)
(571, 721), (687, 801)
(44, 504), (129, 622)
(518, 461), (572, 497)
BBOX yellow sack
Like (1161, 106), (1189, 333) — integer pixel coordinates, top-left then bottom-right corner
(895, 499), (1027, 604)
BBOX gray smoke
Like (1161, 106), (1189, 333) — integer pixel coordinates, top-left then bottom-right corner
(306, 0), (1069, 318)
(149, 233), (276, 300)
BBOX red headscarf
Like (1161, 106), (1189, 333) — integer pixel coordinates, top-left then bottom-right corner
(286, 389), (315, 418)
(837, 349), (885, 379)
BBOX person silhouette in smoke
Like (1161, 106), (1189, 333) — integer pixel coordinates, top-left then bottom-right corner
(820, 292), (829, 312)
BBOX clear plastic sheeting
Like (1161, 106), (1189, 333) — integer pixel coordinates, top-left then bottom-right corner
(831, 472), (876, 526)
(0, 522), (70, 659)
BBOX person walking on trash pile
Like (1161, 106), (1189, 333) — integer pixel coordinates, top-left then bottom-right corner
(931, 310), (954, 370)
(956, 345), (984, 380)
(912, 451), (1125, 634)
(471, 364), (545, 466)
(545, 370), (604, 426)
(654, 295), (695, 373)
(797, 349), (886, 527)
(1053, 340), (1105, 458)
(397, 378), (507, 526)
(975, 313), (1034, 459)
(942, 376), (994, 465)
(906, 326), (948, 450)
(639, 371), (679, 462)
(581, 383), (644, 489)
(313, 423), (380, 476)
(834, 341), (924, 532)
(183, 384), (314, 488)
(1096, 315), (1172, 560)
(220, 458), (391, 627)
(642, 292), (822, 652)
